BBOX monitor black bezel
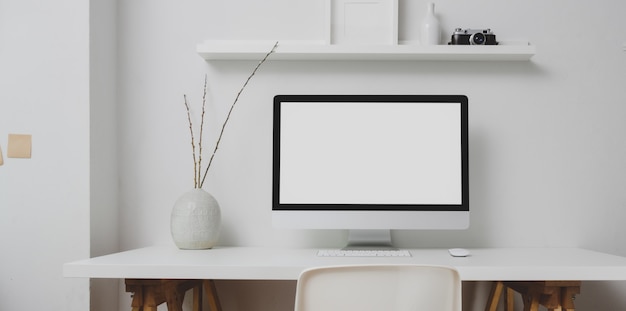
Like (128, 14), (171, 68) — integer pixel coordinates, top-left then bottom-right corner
(272, 94), (469, 212)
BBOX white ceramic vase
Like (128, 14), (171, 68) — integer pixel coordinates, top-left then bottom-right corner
(421, 2), (440, 45)
(170, 188), (221, 249)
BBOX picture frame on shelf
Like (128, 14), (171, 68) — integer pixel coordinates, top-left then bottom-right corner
(325, 0), (398, 45)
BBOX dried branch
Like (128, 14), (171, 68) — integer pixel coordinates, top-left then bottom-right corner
(199, 41), (278, 188)
(198, 75), (208, 186)
(183, 94), (198, 188)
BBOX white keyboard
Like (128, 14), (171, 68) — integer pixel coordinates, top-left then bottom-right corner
(317, 249), (412, 257)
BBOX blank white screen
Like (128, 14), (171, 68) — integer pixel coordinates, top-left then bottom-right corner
(279, 102), (462, 205)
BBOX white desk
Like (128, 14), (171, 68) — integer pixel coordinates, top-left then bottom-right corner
(64, 247), (626, 311)
(64, 246), (626, 281)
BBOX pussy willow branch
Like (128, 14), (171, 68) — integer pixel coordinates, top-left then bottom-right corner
(183, 94), (198, 188)
(198, 75), (208, 186)
(199, 41), (278, 188)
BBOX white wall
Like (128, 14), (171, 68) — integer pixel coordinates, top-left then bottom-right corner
(0, 0), (90, 310)
(114, 0), (626, 310)
(1, 0), (621, 310)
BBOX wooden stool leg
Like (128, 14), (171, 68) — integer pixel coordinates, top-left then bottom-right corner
(505, 286), (515, 311)
(129, 287), (144, 311)
(204, 280), (223, 311)
(143, 289), (160, 311)
(485, 281), (504, 311)
(163, 280), (205, 311)
(500, 281), (581, 311)
(522, 291), (541, 311)
(163, 280), (184, 311)
(541, 286), (562, 311)
(193, 283), (202, 311)
(560, 286), (579, 311)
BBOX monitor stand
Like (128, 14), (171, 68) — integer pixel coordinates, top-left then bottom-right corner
(343, 229), (397, 250)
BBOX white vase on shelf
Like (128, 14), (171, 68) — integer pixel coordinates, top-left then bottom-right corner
(421, 2), (441, 45)
(170, 188), (221, 249)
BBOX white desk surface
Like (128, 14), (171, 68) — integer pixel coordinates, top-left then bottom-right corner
(63, 246), (626, 281)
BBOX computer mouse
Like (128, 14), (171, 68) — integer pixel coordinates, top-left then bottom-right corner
(448, 248), (470, 257)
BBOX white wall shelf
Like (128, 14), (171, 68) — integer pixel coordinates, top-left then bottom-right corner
(197, 40), (535, 62)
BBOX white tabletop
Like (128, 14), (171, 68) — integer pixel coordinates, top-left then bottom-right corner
(63, 246), (626, 281)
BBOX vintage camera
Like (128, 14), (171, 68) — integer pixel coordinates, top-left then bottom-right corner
(448, 28), (498, 45)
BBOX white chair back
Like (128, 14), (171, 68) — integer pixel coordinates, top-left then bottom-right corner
(294, 265), (461, 311)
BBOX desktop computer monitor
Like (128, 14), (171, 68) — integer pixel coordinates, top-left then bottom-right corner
(272, 95), (469, 248)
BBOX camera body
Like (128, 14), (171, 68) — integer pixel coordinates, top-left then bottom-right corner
(448, 28), (498, 45)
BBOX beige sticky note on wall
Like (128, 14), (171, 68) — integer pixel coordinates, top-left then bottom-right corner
(0, 145), (4, 165)
(7, 134), (32, 158)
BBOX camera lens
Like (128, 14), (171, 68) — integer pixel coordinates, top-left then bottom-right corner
(470, 33), (486, 45)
